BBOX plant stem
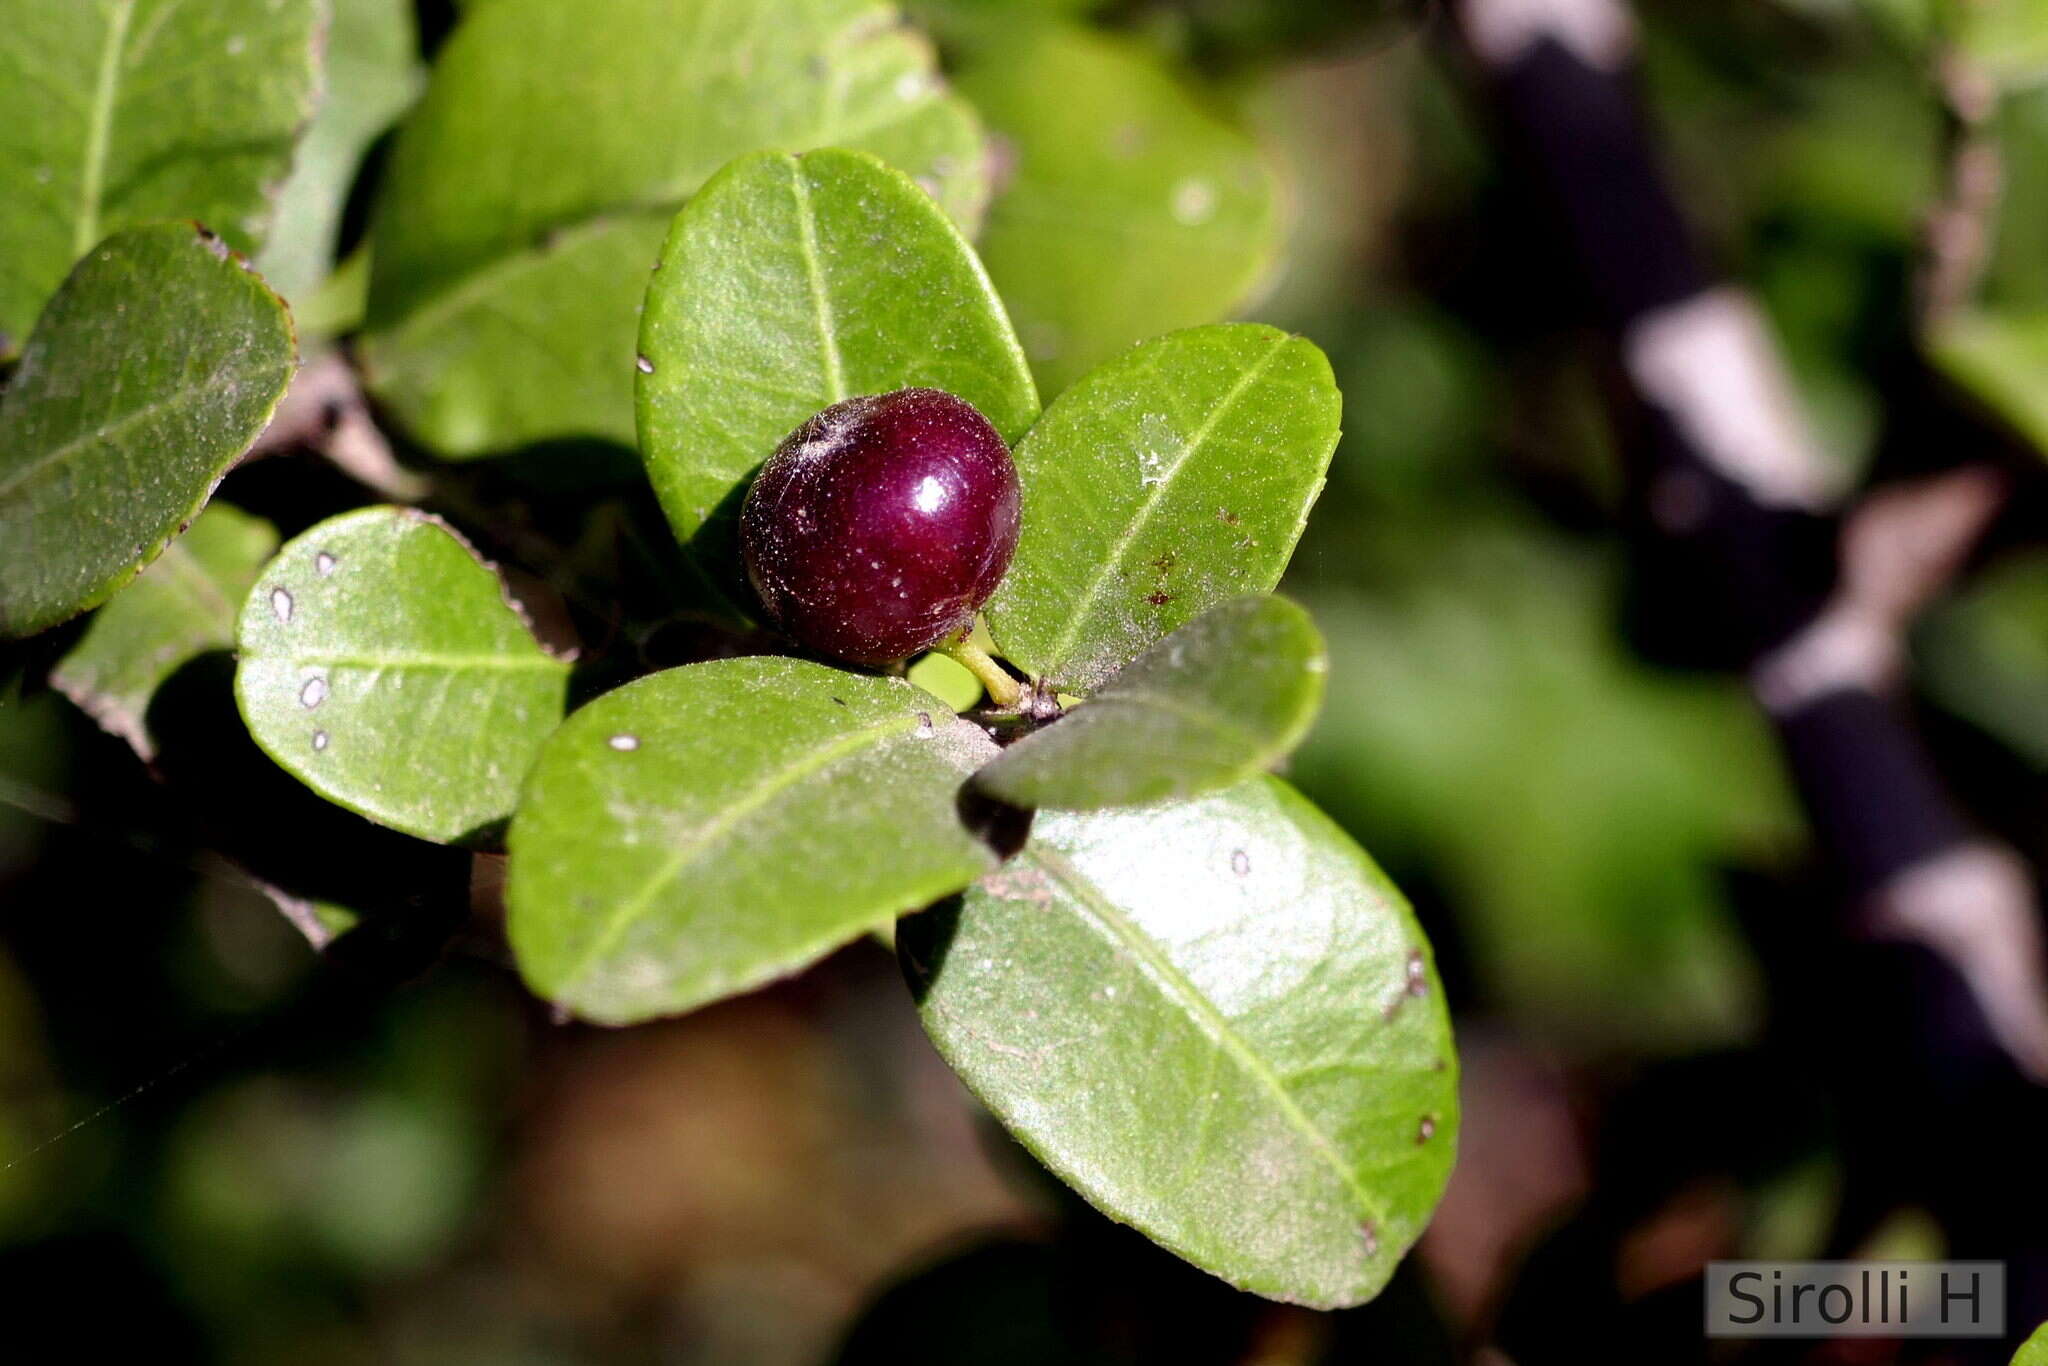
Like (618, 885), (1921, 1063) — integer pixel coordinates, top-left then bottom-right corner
(939, 636), (1023, 708)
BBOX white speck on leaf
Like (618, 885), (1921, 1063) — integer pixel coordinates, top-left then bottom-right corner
(312, 730), (329, 752)
(270, 587), (293, 623)
(1171, 177), (1217, 225)
(299, 676), (328, 709)
(635, 354), (655, 374)
(314, 551), (337, 576)
(608, 733), (641, 752)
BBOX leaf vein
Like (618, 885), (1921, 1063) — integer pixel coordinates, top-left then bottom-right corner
(1038, 343), (1288, 676)
(1027, 842), (1388, 1228)
(560, 712), (922, 993)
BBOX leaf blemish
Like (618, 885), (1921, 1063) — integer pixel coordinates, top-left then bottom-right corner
(298, 676), (328, 709)
(1145, 591), (1172, 606)
(608, 733), (640, 752)
(269, 585), (293, 623)
(635, 354), (655, 374)
(1417, 1115), (1436, 1144)
(1230, 849), (1250, 876)
(312, 730), (328, 752)
(1384, 950), (1428, 1019)
(1360, 1222), (1379, 1257)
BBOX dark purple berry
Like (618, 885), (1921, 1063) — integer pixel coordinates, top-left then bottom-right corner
(740, 388), (1022, 666)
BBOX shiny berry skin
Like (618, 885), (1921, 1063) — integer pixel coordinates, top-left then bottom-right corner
(740, 388), (1022, 666)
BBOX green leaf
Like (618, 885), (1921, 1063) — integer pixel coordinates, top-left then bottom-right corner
(637, 147), (1039, 600)
(362, 0), (989, 457)
(234, 506), (572, 845)
(1930, 310), (2048, 460)
(507, 657), (999, 1025)
(2014, 1320), (2048, 1366)
(255, 0), (424, 309)
(0, 223), (298, 639)
(361, 214), (668, 455)
(903, 777), (1457, 1308)
(0, 0), (323, 347)
(975, 595), (1326, 810)
(51, 502), (277, 758)
(950, 17), (1281, 394)
(985, 324), (1340, 694)
(1915, 550), (2048, 769)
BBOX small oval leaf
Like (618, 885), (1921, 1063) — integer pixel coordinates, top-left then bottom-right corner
(903, 777), (1458, 1308)
(234, 507), (572, 845)
(975, 595), (1327, 811)
(52, 502), (278, 758)
(508, 657), (1000, 1025)
(364, 0), (989, 456)
(0, 223), (297, 638)
(637, 147), (1039, 601)
(0, 0), (324, 343)
(985, 323), (1341, 693)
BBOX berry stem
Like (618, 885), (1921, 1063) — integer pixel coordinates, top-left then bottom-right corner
(939, 636), (1024, 709)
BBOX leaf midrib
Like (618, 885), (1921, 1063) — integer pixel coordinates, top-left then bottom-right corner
(1026, 841), (1389, 1229)
(787, 160), (847, 402)
(0, 359), (291, 504)
(76, 0), (137, 257)
(1036, 344), (1287, 676)
(559, 711), (922, 993)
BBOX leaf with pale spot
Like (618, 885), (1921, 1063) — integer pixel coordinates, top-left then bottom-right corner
(235, 506), (572, 845)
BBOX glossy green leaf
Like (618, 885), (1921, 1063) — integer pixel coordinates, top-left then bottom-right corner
(2014, 1320), (2048, 1366)
(986, 324), (1340, 694)
(256, 0), (423, 309)
(507, 657), (1000, 1025)
(950, 17), (1281, 393)
(904, 777), (1457, 1308)
(234, 507), (572, 845)
(1931, 310), (2048, 460)
(637, 148), (1039, 599)
(362, 0), (989, 457)
(52, 503), (277, 759)
(0, 223), (298, 639)
(975, 595), (1327, 810)
(1915, 550), (2048, 768)
(0, 0), (323, 347)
